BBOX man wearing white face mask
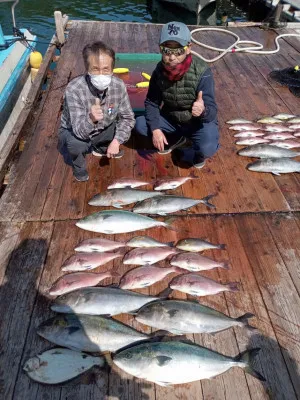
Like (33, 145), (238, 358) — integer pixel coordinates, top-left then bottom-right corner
(58, 41), (135, 181)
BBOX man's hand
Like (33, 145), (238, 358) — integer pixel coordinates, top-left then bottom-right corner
(152, 129), (168, 152)
(192, 91), (205, 117)
(107, 138), (120, 158)
(90, 98), (104, 123)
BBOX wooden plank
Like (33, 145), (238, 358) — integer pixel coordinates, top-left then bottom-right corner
(0, 222), (23, 286)
(0, 221), (53, 400)
(235, 214), (300, 397)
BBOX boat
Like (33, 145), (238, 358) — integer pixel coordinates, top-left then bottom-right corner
(157, 0), (216, 15)
(0, 0), (38, 145)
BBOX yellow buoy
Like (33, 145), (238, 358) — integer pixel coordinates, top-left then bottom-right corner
(113, 68), (129, 74)
(29, 51), (43, 69)
(136, 81), (149, 88)
(141, 72), (151, 80)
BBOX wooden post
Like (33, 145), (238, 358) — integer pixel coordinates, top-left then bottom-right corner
(274, 2), (284, 23)
(54, 10), (65, 45)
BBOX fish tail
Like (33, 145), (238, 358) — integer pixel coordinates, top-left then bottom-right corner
(173, 267), (187, 274)
(166, 241), (175, 247)
(158, 287), (173, 298)
(201, 194), (217, 209)
(221, 262), (230, 270)
(108, 270), (121, 279)
(227, 282), (239, 292)
(235, 348), (266, 381)
(162, 217), (178, 231)
(217, 243), (226, 250)
(236, 313), (257, 331)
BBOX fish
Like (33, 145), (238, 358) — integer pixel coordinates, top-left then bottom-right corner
(263, 125), (294, 132)
(123, 247), (178, 265)
(113, 341), (265, 385)
(257, 117), (282, 124)
(234, 131), (265, 138)
(76, 210), (175, 234)
(88, 189), (164, 208)
(23, 348), (104, 384)
(169, 273), (239, 296)
(229, 124), (261, 131)
(61, 251), (123, 272)
(37, 314), (149, 353)
(269, 140), (300, 149)
(263, 132), (295, 140)
(75, 237), (126, 252)
(273, 113), (296, 120)
(287, 118), (300, 124)
(175, 238), (226, 252)
(119, 265), (183, 289)
(293, 132), (300, 137)
(154, 173), (198, 191)
(132, 194), (216, 215)
(126, 236), (174, 248)
(170, 252), (229, 271)
(136, 300), (254, 334)
(288, 124), (300, 130)
(51, 287), (165, 316)
(107, 178), (149, 189)
(48, 271), (119, 296)
(247, 158), (300, 175)
(226, 118), (252, 124)
(238, 144), (300, 158)
(235, 138), (270, 146)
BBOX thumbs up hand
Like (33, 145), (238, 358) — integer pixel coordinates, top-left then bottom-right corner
(90, 97), (104, 123)
(192, 91), (205, 117)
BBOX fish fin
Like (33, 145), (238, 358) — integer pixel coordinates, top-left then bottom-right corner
(155, 356), (172, 366)
(113, 203), (123, 209)
(158, 287), (173, 298)
(272, 172), (281, 176)
(201, 194), (217, 209)
(167, 309), (179, 318)
(155, 381), (173, 387)
(235, 348), (266, 381)
(102, 215), (112, 220)
(236, 313), (257, 331)
(227, 282), (240, 292)
(221, 262), (230, 270)
(163, 217), (178, 232)
(218, 244), (226, 250)
(166, 241), (175, 247)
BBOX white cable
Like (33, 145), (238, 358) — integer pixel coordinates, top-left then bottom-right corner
(190, 27), (300, 63)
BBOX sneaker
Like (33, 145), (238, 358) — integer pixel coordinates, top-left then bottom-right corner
(74, 171), (89, 182)
(92, 149), (124, 158)
(157, 136), (186, 155)
(193, 154), (206, 169)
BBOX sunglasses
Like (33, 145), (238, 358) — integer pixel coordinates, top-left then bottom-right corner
(160, 45), (188, 56)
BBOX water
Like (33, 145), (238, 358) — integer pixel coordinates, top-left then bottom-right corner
(0, 0), (268, 54)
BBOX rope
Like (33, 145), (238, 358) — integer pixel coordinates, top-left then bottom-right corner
(190, 27), (300, 63)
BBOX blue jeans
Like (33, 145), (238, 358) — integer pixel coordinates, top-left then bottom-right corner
(135, 115), (219, 159)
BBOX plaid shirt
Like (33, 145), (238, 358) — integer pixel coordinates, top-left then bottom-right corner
(60, 75), (135, 144)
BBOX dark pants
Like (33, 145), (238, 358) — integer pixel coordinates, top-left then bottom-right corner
(57, 123), (116, 177)
(135, 115), (219, 159)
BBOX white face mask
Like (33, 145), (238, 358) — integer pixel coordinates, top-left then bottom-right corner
(89, 73), (112, 91)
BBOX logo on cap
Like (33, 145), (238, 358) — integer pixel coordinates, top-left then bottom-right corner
(168, 23), (180, 36)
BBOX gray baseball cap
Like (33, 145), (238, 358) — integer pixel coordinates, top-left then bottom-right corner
(159, 21), (191, 47)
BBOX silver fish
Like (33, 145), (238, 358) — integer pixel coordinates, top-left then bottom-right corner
(293, 132), (300, 137)
(226, 118), (252, 124)
(119, 265), (182, 289)
(132, 195), (216, 215)
(61, 251), (123, 272)
(108, 178), (149, 189)
(75, 237), (126, 252)
(37, 314), (149, 353)
(273, 113), (295, 120)
(269, 140), (300, 149)
(257, 117), (282, 124)
(113, 341), (265, 386)
(76, 210), (174, 234)
(263, 132), (295, 140)
(229, 124), (261, 131)
(287, 118), (300, 124)
(170, 252), (229, 271)
(136, 300), (254, 334)
(175, 238), (226, 252)
(288, 124), (300, 129)
(170, 273), (239, 296)
(263, 125), (294, 132)
(247, 158), (300, 175)
(126, 236), (174, 248)
(154, 173), (197, 191)
(238, 144), (300, 158)
(123, 247), (178, 265)
(48, 271), (119, 296)
(23, 348), (104, 384)
(51, 287), (163, 316)
(234, 131), (265, 138)
(235, 138), (269, 146)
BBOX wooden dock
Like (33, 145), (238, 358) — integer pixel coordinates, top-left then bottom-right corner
(0, 20), (300, 399)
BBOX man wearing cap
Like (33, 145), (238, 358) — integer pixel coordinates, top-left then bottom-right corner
(135, 21), (219, 168)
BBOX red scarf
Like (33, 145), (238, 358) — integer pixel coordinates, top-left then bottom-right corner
(162, 54), (192, 82)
